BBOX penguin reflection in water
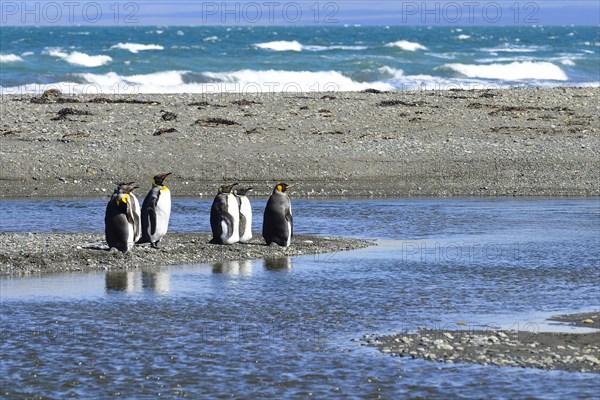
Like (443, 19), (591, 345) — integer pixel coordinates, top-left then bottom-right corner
(105, 185), (138, 252)
(138, 173), (172, 248)
(263, 183), (294, 247)
(234, 187), (253, 244)
(210, 182), (240, 244)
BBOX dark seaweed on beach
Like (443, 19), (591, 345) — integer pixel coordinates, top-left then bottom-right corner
(62, 132), (89, 139)
(0, 128), (17, 136)
(188, 101), (227, 108)
(232, 99), (262, 106)
(161, 110), (177, 121)
(480, 91), (497, 98)
(30, 89), (68, 104)
(321, 95), (337, 100)
(51, 108), (93, 121)
(87, 97), (160, 105)
(188, 101), (210, 107)
(195, 117), (240, 126)
(378, 100), (427, 107)
(154, 128), (178, 136)
(363, 88), (382, 94)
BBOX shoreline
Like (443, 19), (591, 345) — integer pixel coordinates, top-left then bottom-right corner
(1, 87), (598, 198)
(0, 232), (373, 277)
(366, 312), (600, 373)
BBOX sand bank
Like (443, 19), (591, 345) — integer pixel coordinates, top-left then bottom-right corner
(1, 87), (598, 198)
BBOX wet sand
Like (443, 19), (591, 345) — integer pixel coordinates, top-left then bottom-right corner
(1, 87), (598, 198)
(367, 312), (600, 373)
(0, 233), (372, 276)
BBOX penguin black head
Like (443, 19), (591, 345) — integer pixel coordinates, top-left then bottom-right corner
(274, 183), (293, 193)
(218, 182), (239, 194)
(273, 182), (294, 193)
(152, 173), (172, 186)
(235, 187), (253, 196)
(117, 182), (139, 193)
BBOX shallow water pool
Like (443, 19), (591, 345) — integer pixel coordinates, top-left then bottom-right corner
(1, 198), (599, 398)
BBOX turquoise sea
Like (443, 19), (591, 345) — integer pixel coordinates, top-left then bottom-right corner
(1, 25), (598, 93)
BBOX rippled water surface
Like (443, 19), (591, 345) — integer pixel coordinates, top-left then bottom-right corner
(1, 198), (599, 398)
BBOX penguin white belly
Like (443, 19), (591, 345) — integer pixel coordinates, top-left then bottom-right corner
(130, 193), (142, 242)
(286, 203), (292, 247)
(152, 188), (171, 242)
(239, 197), (253, 243)
(126, 221), (135, 252)
(221, 193), (240, 244)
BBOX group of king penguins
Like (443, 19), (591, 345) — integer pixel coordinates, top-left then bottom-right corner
(105, 173), (172, 252)
(104, 174), (294, 252)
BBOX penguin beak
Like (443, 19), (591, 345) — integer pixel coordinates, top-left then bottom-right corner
(163, 173), (172, 179)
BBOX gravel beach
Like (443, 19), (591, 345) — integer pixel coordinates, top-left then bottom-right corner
(0, 232), (372, 276)
(1, 87), (598, 198)
(367, 312), (600, 373)
(1, 88), (598, 374)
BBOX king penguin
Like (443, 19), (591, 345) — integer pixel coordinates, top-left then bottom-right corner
(118, 182), (141, 243)
(105, 186), (136, 252)
(234, 187), (253, 243)
(262, 183), (294, 247)
(210, 182), (240, 245)
(138, 173), (172, 248)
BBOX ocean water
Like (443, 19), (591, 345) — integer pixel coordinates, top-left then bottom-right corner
(0, 25), (598, 94)
(1, 198), (599, 398)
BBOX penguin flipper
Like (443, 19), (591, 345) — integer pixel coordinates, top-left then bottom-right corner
(149, 208), (158, 235)
(222, 210), (235, 236)
(125, 202), (135, 226)
(214, 201), (234, 236)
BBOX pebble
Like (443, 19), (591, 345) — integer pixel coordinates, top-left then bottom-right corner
(367, 321), (600, 373)
(0, 233), (372, 276)
(1, 89), (598, 198)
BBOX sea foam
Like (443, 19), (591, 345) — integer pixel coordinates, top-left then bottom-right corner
(254, 40), (367, 52)
(254, 40), (303, 51)
(51, 69), (395, 93)
(0, 54), (23, 63)
(46, 49), (112, 67)
(202, 69), (394, 92)
(110, 43), (165, 53)
(443, 61), (568, 81)
(385, 40), (427, 51)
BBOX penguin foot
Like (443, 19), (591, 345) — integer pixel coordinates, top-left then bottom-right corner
(151, 242), (159, 249)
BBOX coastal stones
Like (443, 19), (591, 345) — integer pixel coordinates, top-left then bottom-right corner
(367, 327), (600, 373)
(0, 233), (373, 276)
(1, 88), (599, 198)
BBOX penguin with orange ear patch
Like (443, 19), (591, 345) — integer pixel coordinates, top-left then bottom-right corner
(262, 183), (294, 247)
(210, 182), (240, 245)
(105, 185), (136, 252)
(139, 173), (172, 248)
